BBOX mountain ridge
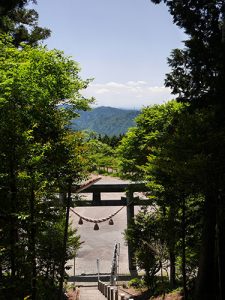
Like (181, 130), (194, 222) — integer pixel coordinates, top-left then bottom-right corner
(70, 106), (139, 136)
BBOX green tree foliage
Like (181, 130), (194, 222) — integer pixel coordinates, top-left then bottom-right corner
(0, 36), (93, 299)
(149, 1), (225, 299)
(118, 101), (183, 181)
(119, 102), (206, 298)
(124, 207), (167, 289)
(98, 134), (124, 148)
(151, 0), (225, 108)
(0, 0), (51, 46)
(84, 134), (119, 174)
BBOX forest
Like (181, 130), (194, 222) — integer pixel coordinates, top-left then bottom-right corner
(1, 1), (225, 300)
(70, 106), (139, 137)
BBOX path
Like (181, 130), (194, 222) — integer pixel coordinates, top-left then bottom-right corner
(67, 175), (148, 276)
(68, 175), (132, 275)
(79, 286), (106, 300)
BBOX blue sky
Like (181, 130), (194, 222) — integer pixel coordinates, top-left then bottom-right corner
(32, 0), (185, 109)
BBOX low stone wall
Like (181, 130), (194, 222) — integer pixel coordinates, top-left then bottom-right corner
(98, 281), (134, 300)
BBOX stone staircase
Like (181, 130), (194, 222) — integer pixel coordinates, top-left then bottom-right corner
(79, 286), (106, 300)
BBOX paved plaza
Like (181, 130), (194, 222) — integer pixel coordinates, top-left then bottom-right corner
(67, 176), (145, 276)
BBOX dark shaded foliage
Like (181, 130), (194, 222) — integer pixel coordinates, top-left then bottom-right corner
(0, 0), (50, 46)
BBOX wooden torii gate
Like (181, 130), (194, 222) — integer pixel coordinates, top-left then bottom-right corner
(70, 182), (151, 276)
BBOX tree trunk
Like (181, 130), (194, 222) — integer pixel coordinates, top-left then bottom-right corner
(216, 193), (225, 300)
(181, 198), (187, 299)
(52, 263), (55, 282)
(0, 264), (3, 285)
(169, 250), (176, 288)
(9, 159), (17, 280)
(168, 205), (176, 288)
(195, 192), (217, 300)
(29, 188), (37, 300)
(58, 182), (72, 300)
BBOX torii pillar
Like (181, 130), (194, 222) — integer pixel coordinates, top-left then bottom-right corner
(126, 190), (137, 276)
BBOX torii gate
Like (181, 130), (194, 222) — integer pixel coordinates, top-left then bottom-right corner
(70, 181), (151, 276)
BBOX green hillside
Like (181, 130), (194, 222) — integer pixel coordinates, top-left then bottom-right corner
(70, 106), (139, 136)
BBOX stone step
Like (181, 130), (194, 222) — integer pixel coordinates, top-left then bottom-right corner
(79, 286), (106, 300)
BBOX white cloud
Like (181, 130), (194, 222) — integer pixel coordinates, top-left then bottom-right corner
(127, 80), (147, 86)
(82, 81), (173, 109)
(95, 88), (109, 94)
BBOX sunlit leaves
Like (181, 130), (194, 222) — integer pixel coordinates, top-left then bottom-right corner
(0, 36), (92, 297)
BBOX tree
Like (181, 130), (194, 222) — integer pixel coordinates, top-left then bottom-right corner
(84, 134), (119, 174)
(0, 35), (93, 299)
(119, 102), (207, 298)
(124, 207), (168, 289)
(150, 0), (225, 108)
(148, 2), (225, 299)
(119, 102), (185, 288)
(118, 101), (183, 181)
(98, 134), (124, 148)
(0, 0), (51, 46)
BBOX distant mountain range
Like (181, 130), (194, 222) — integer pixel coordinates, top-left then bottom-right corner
(70, 106), (139, 136)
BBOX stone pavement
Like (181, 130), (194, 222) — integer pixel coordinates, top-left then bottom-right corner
(68, 175), (147, 276)
(79, 286), (106, 300)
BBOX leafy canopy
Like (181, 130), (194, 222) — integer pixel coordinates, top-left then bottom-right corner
(0, 35), (93, 298)
(0, 0), (51, 46)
